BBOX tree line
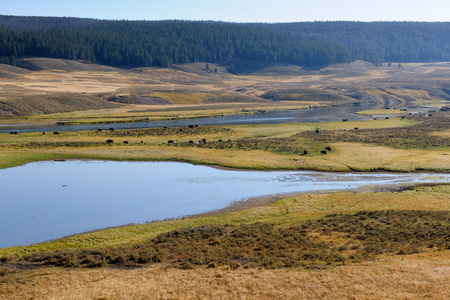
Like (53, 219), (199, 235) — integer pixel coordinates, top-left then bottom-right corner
(0, 16), (449, 68)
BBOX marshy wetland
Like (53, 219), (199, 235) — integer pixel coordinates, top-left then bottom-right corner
(0, 59), (449, 299)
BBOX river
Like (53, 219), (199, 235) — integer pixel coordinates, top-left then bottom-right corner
(0, 103), (382, 133)
(1, 160), (448, 248)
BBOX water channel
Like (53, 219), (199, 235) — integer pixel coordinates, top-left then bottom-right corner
(1, 160), (448, 248)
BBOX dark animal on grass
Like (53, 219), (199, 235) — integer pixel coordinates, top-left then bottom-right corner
(189, 140), (194, 144)
(343, 119), (348, 122)
(97, 128), (102, 132)
(301, 150), (307, 156)
(168, 140), (174, 144)
(316, 129), (320, 133)
(188, 125), (194, 128)
(53, 132), (59, 135)
(325, 147), (331, 151)
(10, 132), (13, 134)
(321, 150), (327, 155)
(123, 141), (129, 144)
(43, 132), (45, 135)
(179, 129), (183, 132)
(109, 128), (114, 131)
(218, 139), (223, 142)
(401, 116), (405, 119)
(386, 117), (389, 119)
(106, 139), (113, 144)
(354, 127), (358, 130)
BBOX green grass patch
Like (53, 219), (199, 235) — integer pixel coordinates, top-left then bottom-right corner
(356, 109), (408, 115)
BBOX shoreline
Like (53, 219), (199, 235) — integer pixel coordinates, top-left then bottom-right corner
(8, 181), (449, 250)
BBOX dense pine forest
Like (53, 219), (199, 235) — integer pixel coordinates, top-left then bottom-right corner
(0, 15), (449, 69)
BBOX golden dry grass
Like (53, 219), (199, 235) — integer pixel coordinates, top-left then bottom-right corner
(1, 251), (449, 299)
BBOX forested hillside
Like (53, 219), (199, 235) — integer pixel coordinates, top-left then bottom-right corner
(0, 15), (449, 69)
(262, 22), (450, 65)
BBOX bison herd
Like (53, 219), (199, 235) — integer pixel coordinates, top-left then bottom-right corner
(6, 123), (346, 158)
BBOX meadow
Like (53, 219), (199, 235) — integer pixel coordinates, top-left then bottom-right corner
(0, 58), (449, 299)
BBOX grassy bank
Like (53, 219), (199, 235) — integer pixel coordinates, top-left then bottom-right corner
(1, 115), (448, 172)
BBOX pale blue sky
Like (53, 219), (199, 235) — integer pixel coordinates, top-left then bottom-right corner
(2, 0), (449, 22)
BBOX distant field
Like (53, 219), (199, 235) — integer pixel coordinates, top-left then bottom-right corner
(1, 58), (450, 117)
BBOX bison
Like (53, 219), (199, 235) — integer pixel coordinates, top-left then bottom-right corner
(325, 147), (331, 151)
(168, 140), (174, 144)
(53, 132), (59, 135)
(106, 139), (113, 144)
(320, 150), (327, 155)
(301, 150), (308, 156)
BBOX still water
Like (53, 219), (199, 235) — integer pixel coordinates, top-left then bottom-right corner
(1, 160), (448, 248)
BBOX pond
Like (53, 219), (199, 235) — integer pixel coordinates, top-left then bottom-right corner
(0, 103), (381, 133)
(1, 160), (448, 248)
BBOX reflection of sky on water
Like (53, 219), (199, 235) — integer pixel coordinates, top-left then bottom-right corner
(1, 160), (448, 248)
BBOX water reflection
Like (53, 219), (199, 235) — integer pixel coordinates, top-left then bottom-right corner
(1, 160), (447, 248)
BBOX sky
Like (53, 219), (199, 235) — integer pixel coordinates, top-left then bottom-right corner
(2, 0), (450, 22)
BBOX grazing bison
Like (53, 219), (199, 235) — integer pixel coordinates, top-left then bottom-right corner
(109, 128), (114, 131)
(315, 129), (320, 133)
(385, 117), (389, 119)
(354, 127), (358, 130)
(325, 146), (331, 151)
(301, 150), (308, 156)
(97, 128), (102, 132)
(168, 140), (174, 144)
(188, 125), (194, 128)
(53, 132), (59, 135)
(189, 140), (194, 144)
(320, 150), (327, 155)
(218, 139), (223, 142)
(106, 139), (113, 144)
(342, 118), (348, 122)
(43, 132), (45, 135)
(123, 141), (129, 144)
(401, 116), (405, 119)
